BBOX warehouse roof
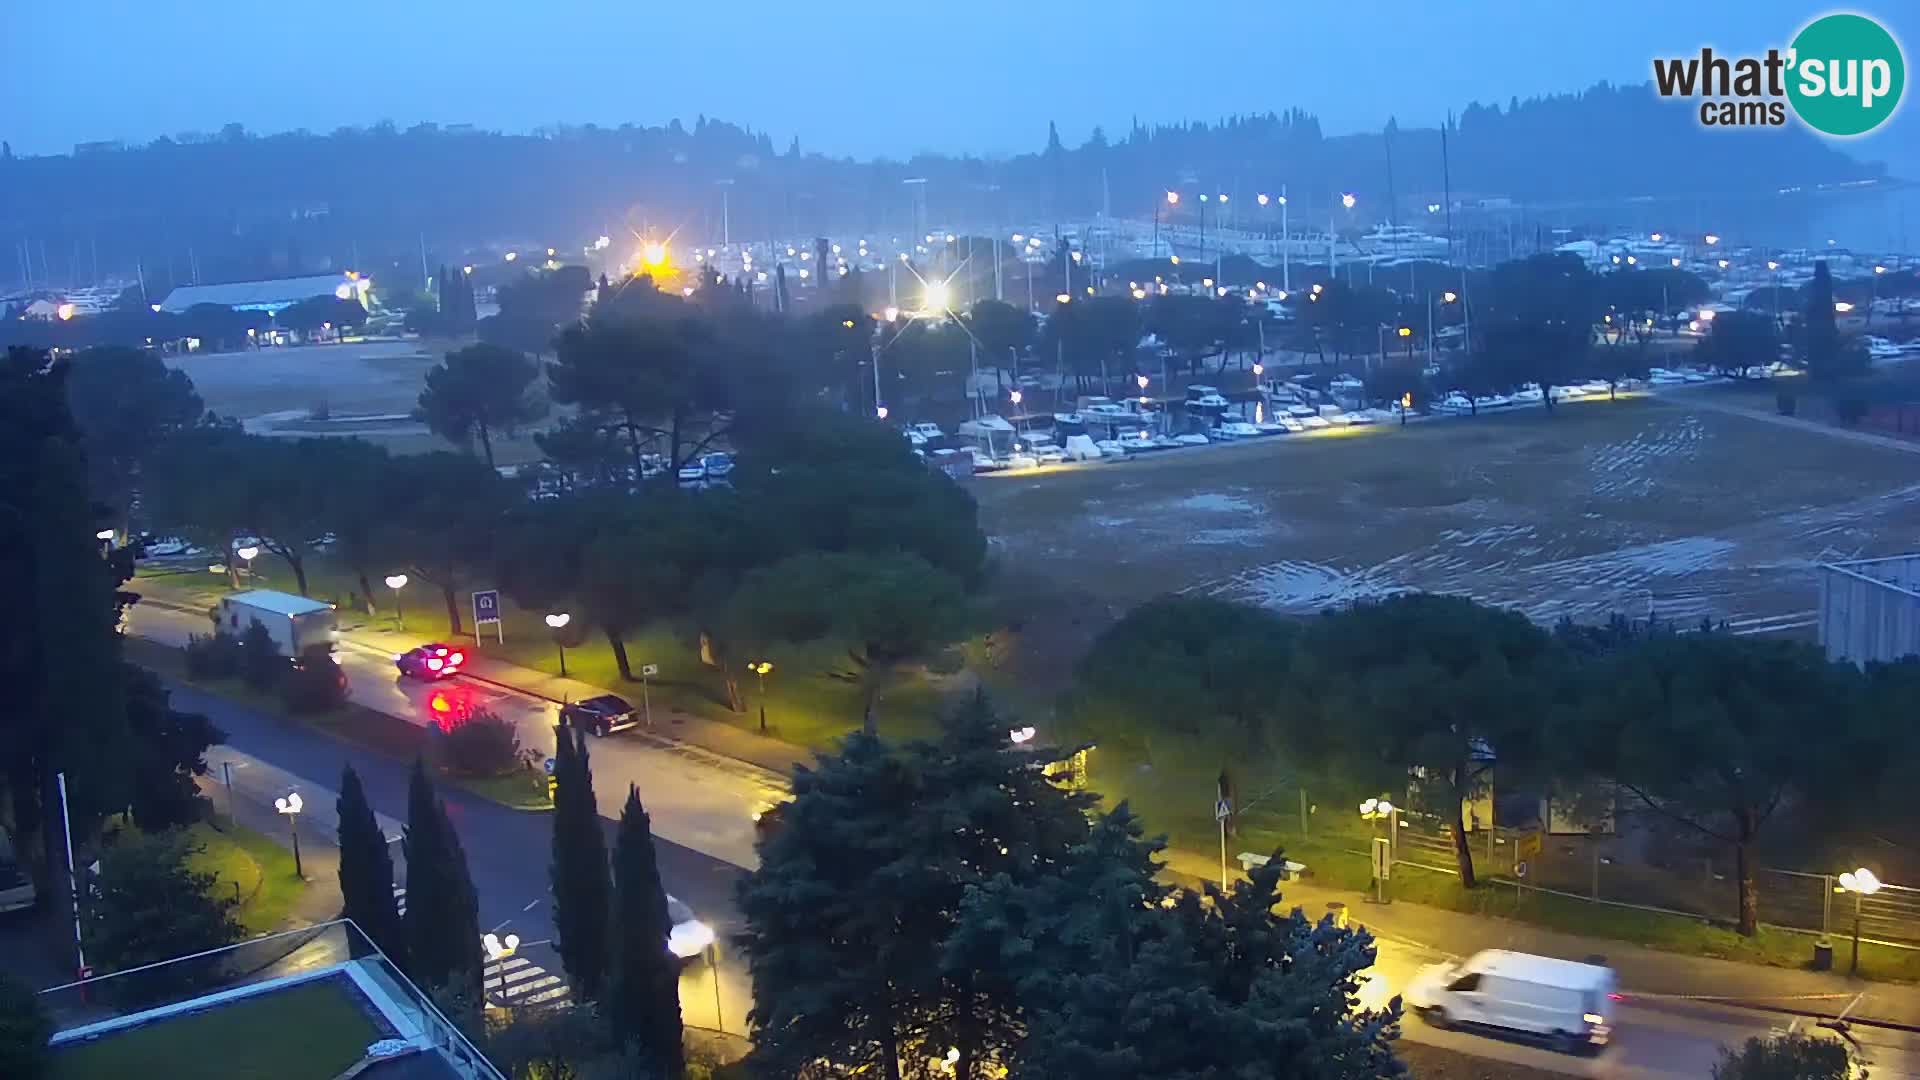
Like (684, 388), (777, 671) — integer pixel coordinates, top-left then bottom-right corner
(158, 274), (356, 314)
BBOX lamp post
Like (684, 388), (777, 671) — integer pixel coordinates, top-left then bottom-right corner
(749, 661), (773, 733)
(1361, 797), (1396, 903)
(235, 545), (259, 582)
(1154, 190), (1178, 259)
(384, 574), (408, 631)
(275, 791), (305, 879)
(545, 612), (572, 677)
(95, 528), (115, 557)
(1839, 868), (1882, 975)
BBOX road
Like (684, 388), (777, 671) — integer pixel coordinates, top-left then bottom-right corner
(129, 598), (788, 871)
(146, 642), (754, 1035)
(1356, 935), (1920, 1077)
(128, 599), (1920, 1074)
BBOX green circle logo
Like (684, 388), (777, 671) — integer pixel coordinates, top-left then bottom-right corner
(1787, 13), (1905, 136)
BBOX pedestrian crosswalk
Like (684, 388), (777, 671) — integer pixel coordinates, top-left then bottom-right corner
(486, 955), (570, 1006)
(393, 886), (571, 1007)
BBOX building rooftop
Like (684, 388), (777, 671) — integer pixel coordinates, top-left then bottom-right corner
(41, 921), (501, 1080)
(157, 274), (360, 314)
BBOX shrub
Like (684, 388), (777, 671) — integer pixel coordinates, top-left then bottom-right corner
(1775, 392), (1796, 417)
(184, 631), (243, 680)
(88, 830), (240, 1004)
(1712, 1032), (1852, 1079)
(0, 975), (52, 1080)
(239, 620), (283, 691)
(437, 710), (522, 776)
(281, 646), (348, 714)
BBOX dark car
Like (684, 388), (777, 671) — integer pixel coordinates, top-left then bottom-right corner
(561, 694), (638, 736)
(395, 643), (466, 680)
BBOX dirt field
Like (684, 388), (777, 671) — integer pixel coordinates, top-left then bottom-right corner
(977, 395), (1920, 642)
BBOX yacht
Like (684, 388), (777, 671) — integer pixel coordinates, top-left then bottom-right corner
(1354, 224), (1451, 261)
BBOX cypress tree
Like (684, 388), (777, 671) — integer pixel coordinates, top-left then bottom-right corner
(549, 720), (611, 1000)
(607, 784), (683, 1075)
(403, 757), (482, 1004)
(337, 763), (405, 966)
(1804, 260), (1840, 378)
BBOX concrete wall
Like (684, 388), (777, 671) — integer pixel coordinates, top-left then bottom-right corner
(1819, 556), (1920, 665)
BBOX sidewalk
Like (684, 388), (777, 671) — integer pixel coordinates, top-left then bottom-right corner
(196, 749), (344, 929)
(1160, 845), (1920, 1030)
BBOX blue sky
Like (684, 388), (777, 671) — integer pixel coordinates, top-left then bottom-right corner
(5, 1), (1914, 173)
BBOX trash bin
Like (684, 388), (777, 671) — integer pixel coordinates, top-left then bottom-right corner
(1326, 902), (1349, 930)
(1812, 939), (1834, 972)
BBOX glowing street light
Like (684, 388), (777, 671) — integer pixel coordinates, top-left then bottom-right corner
(1257, 193), (1269, 206)
(876, 405), (889, 420)
(274, 790), (305, 878)
(1055, 293), (1072, 304)
(1009, 389), (1023, 405)
(482, 932), (521, 965)
(95, 528), (116, 542)
(1875, 265), (1888, 274)
(1705, 234), (1721, 245)
(1718, 259), (1730, 269)
(1835, 301), (1856, 313)
(545, 612), (572, 677)
(1252, 361), (1264, 376)
(1443, 291), (1458, 303)
(1165, 191), (1179, 206)
(1839, 868), (1883, 974)
(1672, 257), (1682, 267)
(1427, 202), (1442, 213)
(1341, 192), (1357, 210)
(923, 281), (952, 312)
(235, 545), (259, 581)
(1009, 726), (1036, 744)
(1650, 232), (1663, 242)
(1767, 260), (1780, 271)
(504, 251), (518, 262)
(384, 573), (408, 630)
(883, 306), (900, 322)
(749, 660), (774, 732)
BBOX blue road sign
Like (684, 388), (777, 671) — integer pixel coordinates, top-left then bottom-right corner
(473, 589), (501, 624)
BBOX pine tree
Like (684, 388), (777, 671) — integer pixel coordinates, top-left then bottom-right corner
(1804, 260), (1841, 378)
(337, 763), (405, 966)
(403, 758), (482, 1003)
(607, 784), (683, 1075)
(549, 720), (611, 1000)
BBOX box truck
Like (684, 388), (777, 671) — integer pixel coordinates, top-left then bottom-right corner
(214, 590), (339, 659)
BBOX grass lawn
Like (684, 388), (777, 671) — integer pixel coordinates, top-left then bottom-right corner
(52, 975), (384, 1080)
(184, 822), (306, 936)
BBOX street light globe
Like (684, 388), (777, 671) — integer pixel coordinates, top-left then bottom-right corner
(1217, 193), (1228, 203)
(1055, 293), (1072, 304)
(95, 529), (116, 541)
(1009, 389), (1022, 404)
(923, 282), (951, 311)
(1427, 203), (1441, 213)
(1252, 362), (1264, 375)
(1165, 191), (1179, 205)
(1277, 195), (1288, 206)
(1875, 265), (1888, 274)
(1718, 260), (1730, 269)
(1257, 193), (1269, 206)
(875, 405), (889, 420)
(1136, 374), (1149, 390)
(1341, 192), (1357, 210)
(275, 792), (303, 815)
(545, 612), (571, 629)
(1840, 868), (1883, 895)
(1650, 232), (1663, 242)
(1767, 261), (1780, 271)
(884, 306), (900, 322)
(1705, 234), (1721, 245)
(1443, 291), (1458, 303)
(1672, 257), (1682, 267)
(384, 574), (408, 590)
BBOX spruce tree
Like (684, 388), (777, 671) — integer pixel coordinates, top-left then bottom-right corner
(403, 757), (482, 1004)
(337, 763), (405, 966)
(549, 720), (611, 1000)
(607, 784), (683, 1075)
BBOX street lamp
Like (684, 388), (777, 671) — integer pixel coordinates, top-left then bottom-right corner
(1009, 726), (1036, 744)
(1360, 797), (1397, 902)
(545, 612), (572, 677)
(95, 529), (115, 541)
(876, 405), (889, 420)
(1838, 868), (1882, 975)
(235, 545), (259, 582)
(274, 791), (305, 879)
(1009, 389), (1022, 406)
(384, 574), (408, 631)
(1341, 192), (1357, 210)
(1705, 234), (1721, 246)
(749, 661), (773, 733)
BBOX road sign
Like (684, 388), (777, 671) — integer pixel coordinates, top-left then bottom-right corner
(1214, 798), (1233, 822)
(640, 663), (660, 678)
(543, 756), (557, 776)
(471, 590), (503, 646)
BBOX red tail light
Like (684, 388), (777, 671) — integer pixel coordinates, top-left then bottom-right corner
(1607, 992), (1626, 1002)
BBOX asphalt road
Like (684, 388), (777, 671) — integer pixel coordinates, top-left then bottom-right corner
(165, 677), (752, 1036)
(1358, 933), (1920, 1077)
(128, 602), (1920, 1074)
(129, 599), (788, 871)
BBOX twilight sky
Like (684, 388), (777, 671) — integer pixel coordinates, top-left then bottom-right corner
(5, 1), (1914, 173)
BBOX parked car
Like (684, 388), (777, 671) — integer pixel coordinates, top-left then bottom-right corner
(1406, 950), (1617, 1054)
(395, 643), (466, 680)
(562, 694), (639, 736)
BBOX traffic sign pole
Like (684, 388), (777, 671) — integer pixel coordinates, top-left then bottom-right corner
(1214, 797), (1233, 892)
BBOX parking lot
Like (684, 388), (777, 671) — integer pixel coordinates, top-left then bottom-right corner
(977, 393), (1920, 635)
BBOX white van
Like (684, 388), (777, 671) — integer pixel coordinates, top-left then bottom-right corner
(1405, 949), (1616, 1052)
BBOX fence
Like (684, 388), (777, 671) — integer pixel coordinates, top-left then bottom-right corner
(1382, 817), (1920, 945)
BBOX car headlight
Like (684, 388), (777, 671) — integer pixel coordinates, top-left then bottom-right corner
(668, 919), (715, 958)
